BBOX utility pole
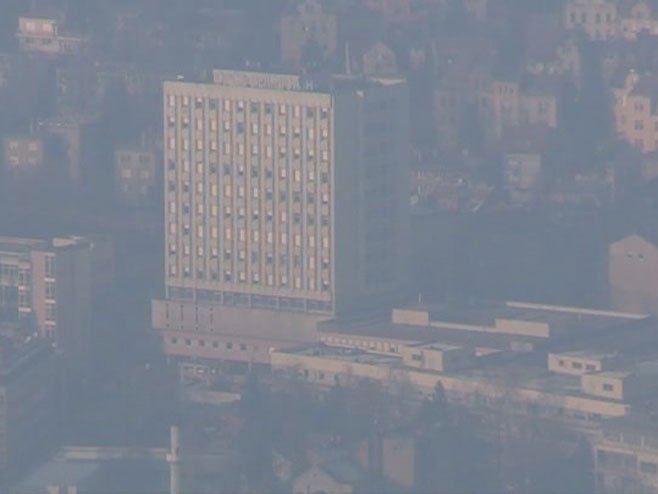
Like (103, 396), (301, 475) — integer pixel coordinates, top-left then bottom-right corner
(167, 426), (181, 494)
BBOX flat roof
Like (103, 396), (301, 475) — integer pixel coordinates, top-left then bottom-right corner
(292, 345), (401, 365)
(319, 317), (544, 351)
(556, 350), (618, 360)
(278, 344), (617, 402)
(421, 301), (648, 329)
(0, 236), (47, 254)
(413, 342), (464, 352)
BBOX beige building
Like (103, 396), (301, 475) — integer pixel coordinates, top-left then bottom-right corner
(609, 233), (658, 314)
(581, 361), (658, 402)
(620, 1), (658, 40)
(272, 302), (655, 424)
(564, 0), (618, 40)
(16, 17), (87, 56)
(3, 136), (44, 175)
(613, 71), (658, 154)
(280, 0), (337, 66)
(548, 350), (620, 376)
(154, 69), (409, 364)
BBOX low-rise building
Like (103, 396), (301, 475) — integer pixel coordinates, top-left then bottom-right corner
(549, 350), (620, 376)
(613, 70), (658, 154)
(400, 342), (474, 372)
(581, 361), (658, 401)
(620, 1), (658, 40)
(564, 0), (618, 41)
(2, 136), (44, 175)
(38, 115), (98, 181)
(115, 144), (159, 208)
(272, 301), (655, 425)
(16, 16), (88, 56)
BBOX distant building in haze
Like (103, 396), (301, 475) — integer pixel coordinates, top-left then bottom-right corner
(2, 135), (44, 175)
(609, 233), (658, 315)
(115, 140), (160, 208)
(16, 16), (88, 56)
(619, 1), (658, 40)
(38, 115), (98, 181)
(0, 235), (112, 389)
(564, 0), (618, 41)
(280, 0), (337, 67)
(613, 71), (658, 154)
(153, 69), (410, 365)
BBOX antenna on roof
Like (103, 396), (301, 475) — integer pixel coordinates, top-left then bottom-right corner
(345, 42), (351, 76)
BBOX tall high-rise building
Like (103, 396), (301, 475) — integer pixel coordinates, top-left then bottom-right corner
(153, 70), (409, 363)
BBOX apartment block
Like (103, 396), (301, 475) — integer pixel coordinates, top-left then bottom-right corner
(0, 236), (104, 380)
(564, 0), (618, 40)
(620, 1), (658, 40)
(16, 17), (87, 56)
(2, 136), (44, 175)
(39, 115), (98, 181)
(154, 69), (409, 364)
(476, 77), (559, 143)
(613, 71), (658, 154)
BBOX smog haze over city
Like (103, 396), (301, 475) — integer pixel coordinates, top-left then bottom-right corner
(2, 0), (658, 493)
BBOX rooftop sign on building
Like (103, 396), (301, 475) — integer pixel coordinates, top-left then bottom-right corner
(212, 69), (313, 91)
